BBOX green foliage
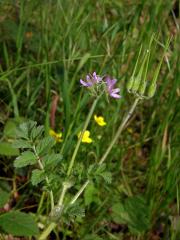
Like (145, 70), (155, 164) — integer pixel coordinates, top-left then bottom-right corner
(0, 142), (19, 156)
(36, 136), (56, 156)
(66, 202), (85, 219)
(84, 183), (98, 206)
(111, 195), (150, 234)
(13, 139), (32, 148)
(31, 169), (46, 186)
(0, 211), (39, 236)
(0, 188), (10, 207)
(88, 163), (112, 184)
(43, 153), (63, 167)
(14, 151), (37, 168)
(0, 0), (179, 239)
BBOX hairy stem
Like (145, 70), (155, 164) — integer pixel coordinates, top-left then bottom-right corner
(33, 146), (54, 210)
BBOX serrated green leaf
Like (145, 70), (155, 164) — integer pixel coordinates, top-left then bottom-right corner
(0, 211), (39, 236)
(99, 171), (112, 184)
(0, 142), (19, 156)
(67, 203), (85, 218)
(84, 183), (97, 206)
(95, 163), (106, 175)
(14, 151), (36, 168)
(36, 136), (55, 155)
(3, 119), (17, 138)
(13, 139), (32, 149)
(16, 121), (37, 139)
(43, 153), (63, 167)
(30, 125), (44, 140)
(0, 188), (10, 208)
(31, 169), (45, 186)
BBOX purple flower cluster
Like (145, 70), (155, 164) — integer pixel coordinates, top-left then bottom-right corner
(105, 77), (121, 99)
(80, 72), (121, 99)
(80, 72), (102, 87)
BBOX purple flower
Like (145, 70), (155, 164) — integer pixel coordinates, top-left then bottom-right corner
(105, 77), (121, 99)
(80, 72), (102, 87)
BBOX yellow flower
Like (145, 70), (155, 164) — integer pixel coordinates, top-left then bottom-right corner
(94, 115), (107, 126)
(78, 130), (93, 143)
(49, 129), (63, 143)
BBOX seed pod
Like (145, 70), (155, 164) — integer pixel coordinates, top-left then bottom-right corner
(138, 81), (147, 96)
(127, 76), (135, 92)
(131, 75), (142, 93)
(147, 83), (157, 98)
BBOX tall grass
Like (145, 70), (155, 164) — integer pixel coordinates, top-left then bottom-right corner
(0, 0), (179, 239)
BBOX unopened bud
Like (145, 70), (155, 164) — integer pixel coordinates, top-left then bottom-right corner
(147, 83), (157, 98)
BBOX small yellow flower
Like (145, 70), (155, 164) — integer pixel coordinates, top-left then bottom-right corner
(94, 115), (107, 126)
(49, 129), (63, 143)
(78, 130), (93, 143)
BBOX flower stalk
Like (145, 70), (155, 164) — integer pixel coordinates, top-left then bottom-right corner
(69, 97), (140, 204)
(67, 96), (100, 176)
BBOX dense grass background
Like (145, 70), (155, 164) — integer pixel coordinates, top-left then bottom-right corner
(0, 0), (179, 239)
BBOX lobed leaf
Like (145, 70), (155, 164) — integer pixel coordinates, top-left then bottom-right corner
(43, 153), (63, 167)
(36, 136), (55, 156)
(31, 169), (45, 186)
(14, 151), (37, 168)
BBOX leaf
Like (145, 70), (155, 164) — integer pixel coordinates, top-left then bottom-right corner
(36, 136), (55, 155)
(0, 188), (10, 208)
(3, 119), (17, 138)
(14, 151), (37, 168)
(67, 203), (85, 218)
(111, 202), (130, 225)
(16, 121), (37, 139)
(111, 196), (150, 234)
(0, 142), (19, 156)
(0, 211), (39, 236)
(43, 153), (63, 167)
(31, 169), (45, 186)
(30, 125), (44, 140)
(99, 171), (112, 184)
(84, 183), (97, 206)
(13, 139), (32, 149)
(125, 196), (149, 234)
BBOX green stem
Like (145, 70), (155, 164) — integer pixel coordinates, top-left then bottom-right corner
(69, 97), (140, 204)
(38, 222), (57, 240)
(39, 97), (139, 240)
(33, 146), (54, 210)
(67, 96), (99, 176)
(70, 180), (90, 205)
(99, 97), (140, 165)
(58, 183), (69, 206)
